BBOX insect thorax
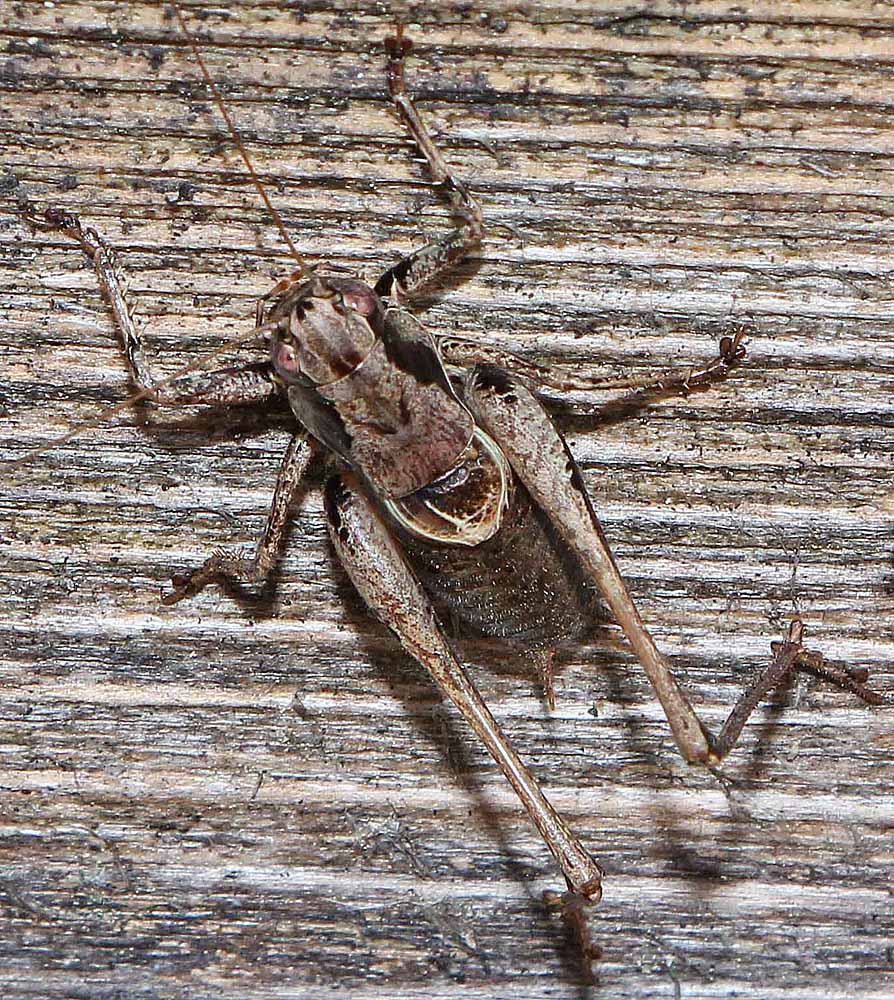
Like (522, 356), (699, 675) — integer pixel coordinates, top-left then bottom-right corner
(383, 427), (511, 546)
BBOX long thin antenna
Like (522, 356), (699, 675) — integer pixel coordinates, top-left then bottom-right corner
(6, 320), (280, 470)
(169, 0), (309, 273)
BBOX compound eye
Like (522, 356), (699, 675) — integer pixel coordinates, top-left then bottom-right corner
(327, 278), (379, 317)
(342, 285), (377, 316)
(271, 338), (300, 381)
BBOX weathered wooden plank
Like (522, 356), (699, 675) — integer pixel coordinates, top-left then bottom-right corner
(1, 2), (892, 997)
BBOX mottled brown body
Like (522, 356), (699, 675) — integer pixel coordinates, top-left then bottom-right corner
(316, 320), (473, 499)
(270, 278), (476, 501)
(267, 272), (599, 644)
(264, 264), (598, 648)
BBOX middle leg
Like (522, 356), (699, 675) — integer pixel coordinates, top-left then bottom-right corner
(438, 329), (746, 396)
(163, 431), (315, 605)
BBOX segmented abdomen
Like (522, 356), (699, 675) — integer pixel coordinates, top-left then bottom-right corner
(396, 482), (602, 648)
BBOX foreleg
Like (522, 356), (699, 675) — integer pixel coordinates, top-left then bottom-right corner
(374, 28), (483, 302)
(40, 208), (279, 407)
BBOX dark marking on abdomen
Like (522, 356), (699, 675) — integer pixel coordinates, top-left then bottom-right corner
(396, 480), (603, 648)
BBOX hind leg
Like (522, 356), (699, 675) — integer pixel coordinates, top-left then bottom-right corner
(465, 365), (883, 765)
(324, 470), (603, 899)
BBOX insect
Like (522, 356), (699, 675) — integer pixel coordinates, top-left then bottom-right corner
(19, 4), (885, 980)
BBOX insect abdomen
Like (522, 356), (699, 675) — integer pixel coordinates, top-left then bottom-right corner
(397, 483), (602, 648)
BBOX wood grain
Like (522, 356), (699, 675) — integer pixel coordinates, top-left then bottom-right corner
(2, 2), (892, 997)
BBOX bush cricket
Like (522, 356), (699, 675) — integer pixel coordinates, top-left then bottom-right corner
(15, 3), (886, 981)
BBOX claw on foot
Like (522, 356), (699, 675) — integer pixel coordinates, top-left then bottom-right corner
(697, 327), (747, 384)
(777, 619), (886, 706)
(26, 206), (101, 257)
(162, 564), (217, 606)
(718, 327), (748, 366)
(543, 888), (602, 985)
(161, 574), (195, 606)
(385, 22), (413, 96)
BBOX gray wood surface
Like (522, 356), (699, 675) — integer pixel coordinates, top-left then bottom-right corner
(2, 2), (892, 997)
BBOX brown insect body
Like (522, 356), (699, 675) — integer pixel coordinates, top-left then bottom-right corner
(265, 272), (598, 646)
(268, 273), (520, 554)
(399, 476), (602, 647)
(270, 276), (475, 499)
